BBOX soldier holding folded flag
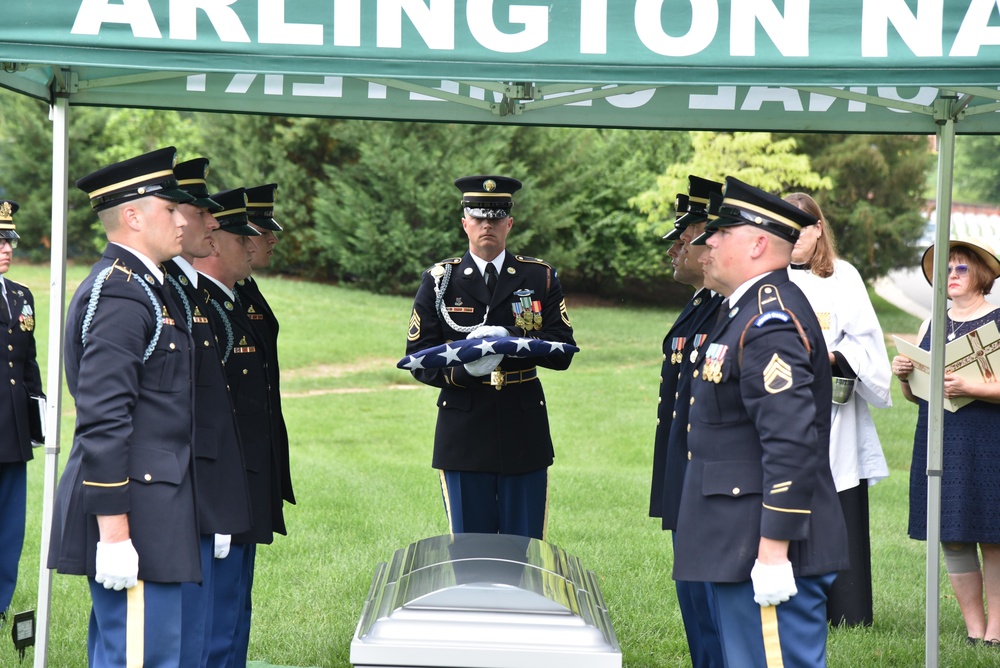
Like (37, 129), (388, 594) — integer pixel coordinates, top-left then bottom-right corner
(405, 175), (575, 540)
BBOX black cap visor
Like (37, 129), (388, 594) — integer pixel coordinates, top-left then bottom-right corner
(187, 196), (224, 213)
(662, 225), (686, 241)
(249, 216), (282, 232)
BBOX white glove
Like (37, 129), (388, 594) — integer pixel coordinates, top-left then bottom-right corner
(464, 354), (503, 377)
(750, 559), (797, 607)
(95, 539), (139, 591)
(467, 325), (509, 340)
(214, 534), (231, 559)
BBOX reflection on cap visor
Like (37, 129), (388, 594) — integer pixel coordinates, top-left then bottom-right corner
(690, 228), (718, 245)
(0, 230), (20, 240)
(154, 188), (197, 204)
(464, 207), (509, 219)
(249, 216), (282, 232)
(674, 211), (709, 228)
(662, 226), (685, 240)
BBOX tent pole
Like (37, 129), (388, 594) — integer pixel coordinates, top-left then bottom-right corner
(925, 97), (957, 668)
(34, 89), (69, 668)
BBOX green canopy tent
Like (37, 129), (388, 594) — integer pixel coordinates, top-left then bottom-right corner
(2, 2), (1000, 666)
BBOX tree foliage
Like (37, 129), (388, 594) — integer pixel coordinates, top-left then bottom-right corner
(633, 132), (832, 236)
(0, 89), (933, 295)
(779, 133), (932, 282)
(953, 135), (1000, 203)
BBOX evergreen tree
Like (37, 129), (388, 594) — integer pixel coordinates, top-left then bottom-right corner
(782, 133), (931, 281)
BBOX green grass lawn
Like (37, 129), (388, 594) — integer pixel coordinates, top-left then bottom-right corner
(0, 263), (992, 666)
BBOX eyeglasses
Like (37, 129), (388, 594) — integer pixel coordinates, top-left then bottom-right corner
(0, 239), (17, 250)
(948, 264), (969, 276)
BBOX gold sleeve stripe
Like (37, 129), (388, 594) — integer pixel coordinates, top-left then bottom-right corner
(83, 478), (130, 488)
(762, 503), (811, 515)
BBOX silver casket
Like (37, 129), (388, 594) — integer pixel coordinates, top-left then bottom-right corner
(351, 533), (622, 668)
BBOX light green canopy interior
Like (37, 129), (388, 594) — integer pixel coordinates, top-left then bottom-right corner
(0, 3), (992, 667)
(2, 1), (1000, 131)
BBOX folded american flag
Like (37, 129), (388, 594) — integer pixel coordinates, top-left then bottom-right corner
(398, 336), (579, 370)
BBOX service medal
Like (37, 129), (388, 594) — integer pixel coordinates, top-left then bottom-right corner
(512, 289), (541, 331)
(689, 333), (707, 364)
(671, 337), (686, 365)
(713, 344), (729, 383)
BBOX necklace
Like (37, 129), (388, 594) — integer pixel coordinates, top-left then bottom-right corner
(948, 301), (988, 341)
(948, 317), (968, 341)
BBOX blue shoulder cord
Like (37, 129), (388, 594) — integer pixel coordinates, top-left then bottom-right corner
(207, 297), (235, 364)
(164, 274), (194, 331)
(81, 266), (163, 363)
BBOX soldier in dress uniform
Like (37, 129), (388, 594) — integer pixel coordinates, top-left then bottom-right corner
(672, 177), (849, 668)
(192, 189), (276, 667)
(648, 177), (725, 668)
(166, 159), (253, 667)
(406, 175), (575, 540)
(238, 183), (294, 512)
(48, 147), (201, 667)
(0, 200), (44, 621)
(233, 182), (294, 665)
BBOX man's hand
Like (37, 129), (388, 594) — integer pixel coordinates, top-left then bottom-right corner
(464, 354), (503, 377)
(750, 559), (797, 607)
(214, 534), (231, 559)
(467, 325), (509, 340)
(95, 539), (139, 591)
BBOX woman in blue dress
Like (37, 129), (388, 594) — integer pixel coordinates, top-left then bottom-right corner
(893, 237), (1000, 646)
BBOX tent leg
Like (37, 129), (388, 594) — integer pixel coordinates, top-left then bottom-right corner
(34, 93), (69, 668)
(925, 105), (957, 668)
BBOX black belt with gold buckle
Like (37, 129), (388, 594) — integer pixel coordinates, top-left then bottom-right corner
(484, 366), (537, 390)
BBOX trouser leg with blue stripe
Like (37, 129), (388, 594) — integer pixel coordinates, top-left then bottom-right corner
(179, 534), (216, 667)
(440, 468), (548, 539)
(709, 573), (836, 668)
(232, 544), (256, 667)
(672, 532), (724, 668)
(88, 579), (182, 668)
(206, 542), (251, 668)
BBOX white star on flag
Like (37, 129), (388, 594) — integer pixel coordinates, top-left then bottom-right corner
(513, 338), (533, 352)
(474, 340), (496, 356)
(397, 335), (578, 370)
(404, 356), (426, 370)
(437, 344), (462, 364)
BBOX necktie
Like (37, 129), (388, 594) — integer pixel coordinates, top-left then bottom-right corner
(484, 263), (498, 295)
(715, 299), (729, 326)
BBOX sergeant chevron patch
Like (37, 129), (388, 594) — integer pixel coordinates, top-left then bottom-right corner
(407, 310), (421, 342)
(763, 353), (793, 394)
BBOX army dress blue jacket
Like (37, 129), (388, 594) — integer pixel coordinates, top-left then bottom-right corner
(236, 276), (294, 506)
(406, 251), (575, 475)
(673, 270), (849, 583)
(649, 290), (723, 529)
(48, 245), (201, 584)
(0, 278), (43, 463)
(201, 277), (285, 545)
(164, 260), (252, 537)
